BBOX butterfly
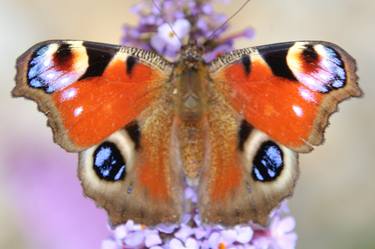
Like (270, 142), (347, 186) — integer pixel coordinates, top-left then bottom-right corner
(12, 39), (361, 226)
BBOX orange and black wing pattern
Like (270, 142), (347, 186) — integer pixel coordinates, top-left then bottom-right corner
(199, 41), (361, 225)
(13, 40), (172, 151)
(13, 40), (184, 225)
(209, 41), (361, 152)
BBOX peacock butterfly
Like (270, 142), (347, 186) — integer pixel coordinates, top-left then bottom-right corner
(12, 38), (361, 226)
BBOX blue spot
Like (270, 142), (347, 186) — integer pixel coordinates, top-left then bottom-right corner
(36, 45), (49, 56)
(252, 141), (284, 182)
(95, 147), (111, 167)
(29, 78), (44, 88)
(254, 168), (264, 181)
(332, 79), (344, 88)
(93, 142), (126, 181)
(325, 47), (346, 90)
(28, 60), (47, 79)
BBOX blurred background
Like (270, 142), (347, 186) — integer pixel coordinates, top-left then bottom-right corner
(0, 0), (374, 248)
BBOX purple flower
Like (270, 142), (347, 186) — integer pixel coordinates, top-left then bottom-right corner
(102, 190), (297, 249)
(252, 214), (297, 249)
(151, 19), (191, 59)
(203, 42), (233, 62)
(121, 0), (254, 62)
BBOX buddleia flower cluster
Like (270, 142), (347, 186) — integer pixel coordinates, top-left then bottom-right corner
(102, 188), (297, 249)
(121, 0), (254, 62)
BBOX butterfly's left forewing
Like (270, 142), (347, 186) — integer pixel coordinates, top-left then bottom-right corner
(200, 41), (361, 225)
(13, 40), (172, 151)
(13, 40), (184, 225)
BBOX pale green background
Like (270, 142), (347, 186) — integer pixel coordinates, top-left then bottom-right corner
(0, 0), (374, 248)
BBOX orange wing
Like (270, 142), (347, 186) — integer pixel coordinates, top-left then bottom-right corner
(209, 41), (361, 152)
(198, 41), (361, 225)
(13, 40), (171, 151)
(13, 40), (184, 225)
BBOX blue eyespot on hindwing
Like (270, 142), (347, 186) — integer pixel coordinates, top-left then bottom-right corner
(93, 142), (126, 181)
(252, 141), (284, 182)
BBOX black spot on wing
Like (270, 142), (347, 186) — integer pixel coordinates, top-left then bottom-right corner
(79, 41), (119, 80)
(258, 42), (297, 81)
(53, 43), (73, 67)
(126, 56), (137, 76)
(238, 120), (253, 151)
(302, 44), (319, 63)
(125, 121), (141, 150)
(241, 54), (251, 75)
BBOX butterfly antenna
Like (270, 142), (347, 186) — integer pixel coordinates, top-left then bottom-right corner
(206, 0), (252, 41)
(151, 0), (183, 45)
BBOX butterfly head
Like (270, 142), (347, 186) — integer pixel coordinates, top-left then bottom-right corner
(180, 41), (205, 69)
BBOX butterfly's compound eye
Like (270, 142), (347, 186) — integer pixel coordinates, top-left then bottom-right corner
(93, 142), (126, 181)
(252, 141), (284, 182)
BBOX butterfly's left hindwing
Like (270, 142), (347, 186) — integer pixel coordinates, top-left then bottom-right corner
(13, 40), (184, 225)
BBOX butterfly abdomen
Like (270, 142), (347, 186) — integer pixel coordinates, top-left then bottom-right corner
(173, 63), (209, 180)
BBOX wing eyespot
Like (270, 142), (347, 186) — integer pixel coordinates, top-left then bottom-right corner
(25, 41), (89, 93)
(93, 141), (126, 181)
(287, 42), (347, 93)
(241, 129), (298, 184)
(252, 141), (284, 182)
(79, 129), (136, 184)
